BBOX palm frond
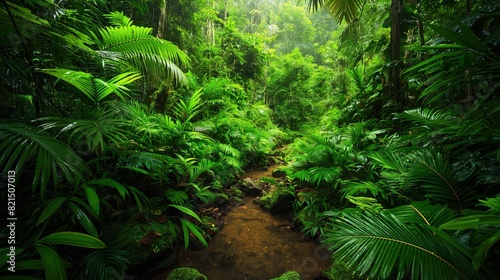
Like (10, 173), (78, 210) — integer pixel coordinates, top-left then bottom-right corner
(323, 0), (364, 23)
(0, 121), (89, 200)
(38, 69), (141, 104)
(39, 115), (130, 156)
(189, 158), (216, 183)
(341, 181), (390, 202)
(174, 88), (204, 123)
(104, 11), (133, 27)
(398, 108), (458, 130)
(389, 200), (458, 227)
(408, 150), (478, 210)
(324, 210), (481, 280)
(165, 188), (189, 205)
(309, 166), (341, 185)
(95, 20), (189, 84)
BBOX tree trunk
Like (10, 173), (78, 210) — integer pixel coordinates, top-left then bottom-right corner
(389, 0), (403, 104)
(417, 0), (425, 46)
(224, 0), (228, 22)
(156, 0), (167, 39)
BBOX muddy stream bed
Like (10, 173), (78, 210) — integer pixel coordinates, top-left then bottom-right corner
(154, 166), (332, 279)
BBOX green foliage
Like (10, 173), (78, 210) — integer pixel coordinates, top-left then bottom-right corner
(0, 122), (89, 200)
(323, 207), (483, 280)
(39, 69), (141, 105)
(95, 12), (189, 85)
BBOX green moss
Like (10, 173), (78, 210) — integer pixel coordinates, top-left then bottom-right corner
(229, 186), (243, 197)
(166, 267), (208, 280)
(322, 260), (362, 280)
(260, 194), (272, 210)
(118, 220), (177, 267)
(271, 270), (301, 280)
(270, 186), (294, 205)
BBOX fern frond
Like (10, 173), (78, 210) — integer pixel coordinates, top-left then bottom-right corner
(165, 188), (189, 205)
(309, 166), (340, 185)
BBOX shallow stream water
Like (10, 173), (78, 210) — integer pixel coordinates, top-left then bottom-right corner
(154, 166), (332, 280)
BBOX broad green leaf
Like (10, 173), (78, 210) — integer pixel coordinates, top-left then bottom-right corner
(473, 231), (500, 270)
(14, 260), (44, 270)
(180, 219), (207, 249)
(83, 185), (100, 216)
(36, 197), (68, 226)
(34, 244), (66, 280)
(87, 178), (128, 200)
(68, 202), (98, 237)
(37, 232), (106, 249)
(168, 204), (202, 223)
(439, 215), (500, 230)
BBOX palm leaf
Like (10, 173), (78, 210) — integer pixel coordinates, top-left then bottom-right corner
(38, 69), (141, 104)
(389, 200), (458, 227)
(307, 0), (363, 23)
(180, 219), (207, 249)
(68, 202), (98, 237)
(36, 232), (106, 249)
(309, 166), (341, 185)
(34, 244), (66, 280)
(165, 188), (189, 205)
(0, 122), (89, 200)
(95, 18), (189, 84)
(174, 88), (204, 122)
(408, 150), (478, 210)
(341, 181), (390, 201)
(36, 197), (68, 226)
(398, 108), (458, 130)
(324, 210), (481, 280)
(39, 111), (131, 155)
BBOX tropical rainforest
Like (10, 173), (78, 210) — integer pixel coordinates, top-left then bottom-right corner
(1, 0), (499, 279)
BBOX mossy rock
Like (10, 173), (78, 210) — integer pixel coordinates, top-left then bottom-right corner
(259, 194), (272, 210)
(271, 270), (301, 280)
(241, 178), (262, 196)
(321, 260), (362, 280)
(166, 267), (208, 280)
(269, 186), (295, 214)
(272, 168), (287, 179)
(215, 193), (229, 205)
(294, 207), (316, 228)
(201, 215), (219, 235)
(230, 196), (244, 206)
(118, 219), (176, 268)
(229, 186), (243, 198)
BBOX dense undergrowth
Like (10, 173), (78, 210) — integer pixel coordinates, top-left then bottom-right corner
(1, 0), (499, 279)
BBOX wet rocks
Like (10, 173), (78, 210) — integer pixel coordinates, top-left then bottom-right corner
(240, 177), (262, 196)
(272, 168), (287, 179)
(215, 193), (229, 206)
(259, 186), (295, 214)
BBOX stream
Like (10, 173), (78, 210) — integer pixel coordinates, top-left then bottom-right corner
(153, 166), (332, 279)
